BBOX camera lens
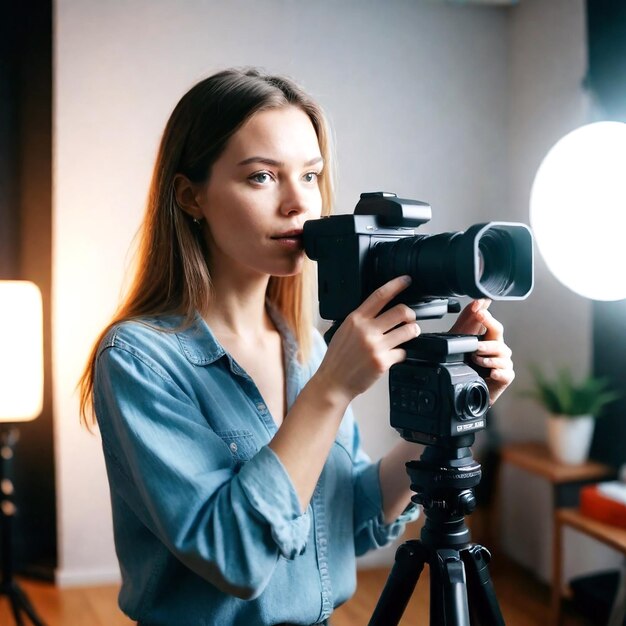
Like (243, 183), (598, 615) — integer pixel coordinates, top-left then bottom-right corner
(459, 381), (489, 419)
(477, 229), (515, 296)
(370, 222), (533, 301)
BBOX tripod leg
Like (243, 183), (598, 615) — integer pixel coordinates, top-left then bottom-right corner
(462, 545), (505, 625)
(8, 591), (26, 626)
(431, 549), (471, 626)
(14, 583), (47, 626)
(369, 540), (428, 626)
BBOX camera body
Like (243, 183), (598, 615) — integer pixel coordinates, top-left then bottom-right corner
(303, 192), (534, 321)
(389, 334), (489, 445)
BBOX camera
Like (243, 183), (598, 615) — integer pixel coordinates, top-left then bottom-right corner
(303, 191), (534, 322)
(303, 192), (534, 444)
(389, 333), (489, 445)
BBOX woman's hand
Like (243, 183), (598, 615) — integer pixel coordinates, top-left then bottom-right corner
(448, 299), (514, 405)
(315, 275), (420, 405)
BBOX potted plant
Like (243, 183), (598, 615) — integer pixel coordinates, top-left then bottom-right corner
(521, 365), (620, 465)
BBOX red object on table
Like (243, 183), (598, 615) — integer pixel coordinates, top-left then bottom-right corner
(580, 482), (626, 529)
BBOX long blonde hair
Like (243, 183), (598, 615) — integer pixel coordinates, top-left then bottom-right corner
(79, 68), (334, 428)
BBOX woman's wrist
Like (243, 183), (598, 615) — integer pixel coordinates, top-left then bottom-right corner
(305, 369), (353, 416)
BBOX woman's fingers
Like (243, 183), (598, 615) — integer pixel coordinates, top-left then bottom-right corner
(374, 303), (417, 334)
(490, 367), (515, 384)
(472, 355), (512, 370)
(447, 303), (515, 406)
(355, 275), (412, 318)
(478, 308), (504, 341)
(382, 318), (421, 349)
(475, 340), (512, 358)
(448, 299), (491, 335)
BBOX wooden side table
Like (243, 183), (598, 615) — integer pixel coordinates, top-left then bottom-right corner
(552, 508), (626, 626)
(501, 442), (614, 509)
(499, 442), (616, 616)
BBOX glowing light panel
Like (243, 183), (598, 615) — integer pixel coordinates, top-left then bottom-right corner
(530, 121), (626, 300)
(0, 281), (44, 421)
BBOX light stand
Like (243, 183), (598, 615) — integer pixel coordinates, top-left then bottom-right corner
(1, 428), (46, 626)
(0, 281), (47, 626)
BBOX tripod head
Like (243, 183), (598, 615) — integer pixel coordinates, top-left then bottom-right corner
(407, 442), (482, 549)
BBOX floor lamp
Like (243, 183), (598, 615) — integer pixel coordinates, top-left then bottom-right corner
(0, 281), (47, 626)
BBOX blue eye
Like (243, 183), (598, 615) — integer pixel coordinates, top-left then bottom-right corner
(303, 172), (319, 183)
(250, 172), (273, 184)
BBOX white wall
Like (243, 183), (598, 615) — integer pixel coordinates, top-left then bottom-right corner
(52, 0), (595, 585)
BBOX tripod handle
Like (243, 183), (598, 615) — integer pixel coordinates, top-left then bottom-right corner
(462, 545), (506, 625)
(437, 550), (471, 626)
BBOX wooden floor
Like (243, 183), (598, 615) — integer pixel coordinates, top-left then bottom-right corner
(1, 552), (592, 626)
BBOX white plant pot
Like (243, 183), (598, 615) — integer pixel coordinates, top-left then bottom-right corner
(547, 414), (595, 465)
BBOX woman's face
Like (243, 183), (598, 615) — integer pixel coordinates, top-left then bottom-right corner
(196, 105), (324, 282)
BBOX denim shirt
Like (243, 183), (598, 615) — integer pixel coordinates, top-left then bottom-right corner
(94, 307), (419, 626)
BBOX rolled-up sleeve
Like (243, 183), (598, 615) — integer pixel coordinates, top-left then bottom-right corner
(95, 340), (309, 599)
(352, 458), (420, 556)
(237, 446), (310, 559)
(347, 411), (420, 556)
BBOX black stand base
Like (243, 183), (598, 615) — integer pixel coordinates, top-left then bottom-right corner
(369, 539), (504, 626)
(0, 579), (46, 626)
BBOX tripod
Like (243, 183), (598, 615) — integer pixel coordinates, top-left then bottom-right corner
(369, 441), (504, 625)
(369, 333), (505, 625)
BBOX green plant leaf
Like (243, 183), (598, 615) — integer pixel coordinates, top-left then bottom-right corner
(519, 364), (621, 417)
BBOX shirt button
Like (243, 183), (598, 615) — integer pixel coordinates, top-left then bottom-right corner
(229, 442), (238, 453)
(256, 402), (266, 412)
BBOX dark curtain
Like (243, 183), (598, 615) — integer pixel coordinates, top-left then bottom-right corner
(0, 0), (21, 278)
(0, 1), (56, 578)
(586, 1), (626, 468)
(586, 0), (626, 122)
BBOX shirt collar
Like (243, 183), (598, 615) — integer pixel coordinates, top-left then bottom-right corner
(175, 314), (225, 366)
(174, 303), (298, 367)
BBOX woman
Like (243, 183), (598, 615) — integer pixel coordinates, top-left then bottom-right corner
(79, 68), (514, 626)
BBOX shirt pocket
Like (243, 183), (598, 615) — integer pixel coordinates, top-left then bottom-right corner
(214, 429), (258, 463)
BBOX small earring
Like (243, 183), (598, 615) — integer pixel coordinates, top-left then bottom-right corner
(192, 217), (202, 226)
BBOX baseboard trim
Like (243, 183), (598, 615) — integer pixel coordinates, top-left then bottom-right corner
(55, 566), (122, 588)
(357, 545), (396, 569)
